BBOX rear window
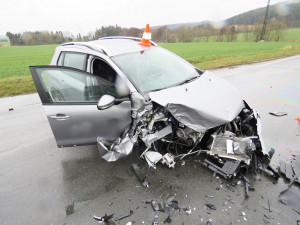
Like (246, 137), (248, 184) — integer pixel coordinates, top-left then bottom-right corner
(57, 52), (87, 70)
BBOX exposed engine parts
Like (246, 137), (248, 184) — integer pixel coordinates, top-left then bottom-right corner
(97, 92), (273, 181)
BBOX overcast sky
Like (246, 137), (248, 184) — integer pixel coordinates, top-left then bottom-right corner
(0, 0), (287, 35)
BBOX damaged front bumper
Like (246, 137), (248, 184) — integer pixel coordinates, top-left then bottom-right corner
(96, 73), (273, 180)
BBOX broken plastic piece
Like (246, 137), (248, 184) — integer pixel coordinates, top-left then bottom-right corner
(210, 134), (253, 164)
(152, 215), (159, 225)
(131, 163), (149, 187)
(279, 187), (300, 214)
(200, 158), (241, 179)
(144, 151), (162, 169)
(205, 204), (216, 210)
(94, 214), (117, 225)
(269, 112), (287, 117)
(278, 156), (300, 184)
(9, 108), (14, 111)
(94, 214), (114, 222)
(162, 153), (176, 168)
(114, 210), (133, 221)
(151, 200), (166, 212)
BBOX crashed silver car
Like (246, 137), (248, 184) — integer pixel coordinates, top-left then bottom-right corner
(30, 27), (273, 179)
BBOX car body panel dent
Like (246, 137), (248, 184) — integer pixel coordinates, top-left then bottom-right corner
(149, 71), (245, 132)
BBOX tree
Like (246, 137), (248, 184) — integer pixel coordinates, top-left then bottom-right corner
(217, 27), (226, 42)
(270, 21), (287, 41)
(228, 26), (237, 42)
(176, 26), (192, 42)
(95, 25), (122, 39)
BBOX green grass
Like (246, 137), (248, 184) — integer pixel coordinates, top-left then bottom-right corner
(160, 42), (300, 69)
(0, 44), (57, 96)
(196, 28), (300, 42)
(1, 42), (300, 97)
(0, 36), (10, 46)
(283, 28), (300, 41)
(0, 45), (57, 79)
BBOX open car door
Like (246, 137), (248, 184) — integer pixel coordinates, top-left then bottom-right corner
(30, 66), (131, 147)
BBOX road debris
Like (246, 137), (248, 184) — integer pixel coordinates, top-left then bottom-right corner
(279, 178), (300, 214)
(131, 163), (149, 187)
(269, 112), (287, 117)
(205, 204), (217, 210)
(278, 155), (300, 184)
(114, 210), (134, 221)
(94, 210), (134, 224)
(150, 200), (166, 212)
(94, 214), (117, 225)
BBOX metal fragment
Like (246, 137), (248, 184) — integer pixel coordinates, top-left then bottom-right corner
(279, 187), (300, 214)
(114, 210), (133, 221)
(269, 112), (288, 117)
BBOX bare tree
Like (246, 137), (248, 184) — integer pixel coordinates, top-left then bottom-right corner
(270, 21), (287, 42)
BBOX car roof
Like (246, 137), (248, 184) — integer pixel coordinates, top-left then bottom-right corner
(61, 37), (158, 57)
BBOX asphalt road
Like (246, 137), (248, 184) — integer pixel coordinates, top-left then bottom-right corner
(0, 55), (299, 225)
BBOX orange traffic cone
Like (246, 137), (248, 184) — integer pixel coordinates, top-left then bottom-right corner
(138, 24), (152, 47)
(296, 116), (300, 121)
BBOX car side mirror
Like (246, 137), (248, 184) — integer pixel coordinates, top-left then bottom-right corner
(97, 94), (116, 110)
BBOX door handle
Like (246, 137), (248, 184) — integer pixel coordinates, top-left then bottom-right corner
(50, 114), (71, 120)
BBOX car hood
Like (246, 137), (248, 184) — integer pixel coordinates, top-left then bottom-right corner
(149, 71), (245, 132)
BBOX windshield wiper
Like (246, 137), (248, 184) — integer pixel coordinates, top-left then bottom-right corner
(149, 75), (200, 93)
(176, 75), (200, 86)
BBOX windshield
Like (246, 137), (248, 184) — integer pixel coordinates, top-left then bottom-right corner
(112, 47), (198, 93)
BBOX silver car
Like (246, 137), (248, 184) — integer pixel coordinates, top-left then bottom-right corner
(30, 36), (273, 179)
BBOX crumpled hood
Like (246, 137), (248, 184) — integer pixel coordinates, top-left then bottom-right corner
(149, 71), (245, 132)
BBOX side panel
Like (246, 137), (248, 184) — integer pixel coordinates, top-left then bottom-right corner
(44, 102), (131, 147)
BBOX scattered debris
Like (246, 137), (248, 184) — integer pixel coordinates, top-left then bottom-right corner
(152, 215), (159, 225)
(278, 155), (300, 184)
(269, 112), (287, 117)
(94, 214), (117, 225)
(150, 200), (166, 212)
(131, 163), (149, 187)
(9, 108), (14, 111)
(114, 210), (134, 221)
(145, 196), (192, 223)
(199, 159), (241, 180)
(267, 200), (272, 213)
(205, 204), (217, 210)
(279, 185), (300, 214)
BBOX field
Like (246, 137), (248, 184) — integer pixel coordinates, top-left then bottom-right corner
(0, 45), (57, 96)
(1, 42), (300, 97)
(161, 42), (300, 69)
(196, 28), (300, 42)
(0, 36), (10, 46)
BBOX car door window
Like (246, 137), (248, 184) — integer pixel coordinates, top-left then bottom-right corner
(58, 52), (87, 70)
(91, 58), (118, 97)
(35, 67), (103, 103)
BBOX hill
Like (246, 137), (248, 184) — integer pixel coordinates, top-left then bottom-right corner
(225, 0), (300, 27)
(154, 0), (300, 29)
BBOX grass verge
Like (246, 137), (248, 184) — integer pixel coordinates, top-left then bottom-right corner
(161, 42), (300, 69)
(0, 76), (36, 97)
